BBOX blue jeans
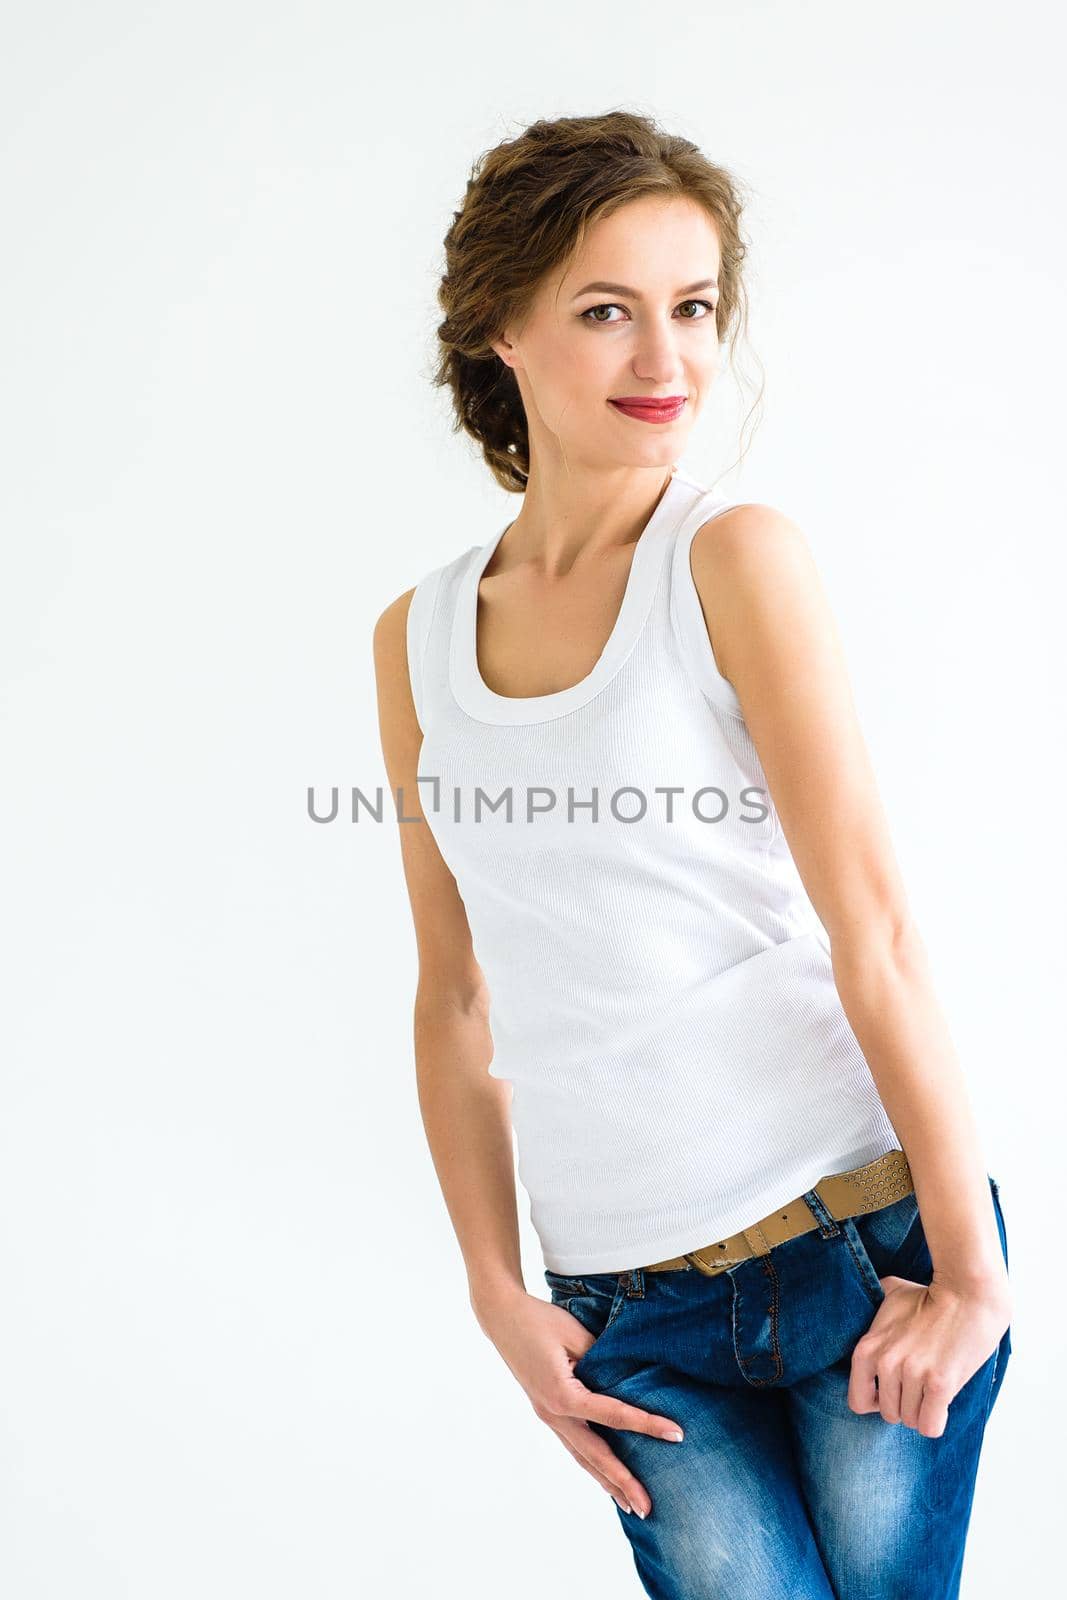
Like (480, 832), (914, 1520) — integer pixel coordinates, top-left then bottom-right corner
(544, 1172), (1011, 1599)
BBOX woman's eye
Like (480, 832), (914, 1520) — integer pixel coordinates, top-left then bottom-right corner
(580, 299), (717, 325)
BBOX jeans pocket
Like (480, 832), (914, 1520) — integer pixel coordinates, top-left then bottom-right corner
(848, 1174), (1007, 1301)
(544, 1270), (629, 1365)
(836, 1187), (924, 1305)
(852, 1190), (932, 1285)
(839, 1214), (888, 1309)
(544, 1271), (588, 1306)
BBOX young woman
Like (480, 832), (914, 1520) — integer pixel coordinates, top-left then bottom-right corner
(374, 110), (1012, 1599)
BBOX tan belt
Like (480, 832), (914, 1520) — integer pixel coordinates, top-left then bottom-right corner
(643, 1148), (914, 1276)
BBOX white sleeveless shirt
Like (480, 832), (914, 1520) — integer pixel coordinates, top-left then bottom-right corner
(406, 466), (898, 1274)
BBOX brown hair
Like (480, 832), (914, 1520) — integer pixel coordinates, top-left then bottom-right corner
(432, 110), (762, 494)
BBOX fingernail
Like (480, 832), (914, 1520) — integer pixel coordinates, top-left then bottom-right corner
(666, 1429), (684, 1442)
(620, 1503), (632, 1514)
(636, 1507), (648, 1519)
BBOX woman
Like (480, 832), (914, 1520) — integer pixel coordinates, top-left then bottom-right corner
(373, 110), (1012, 1599)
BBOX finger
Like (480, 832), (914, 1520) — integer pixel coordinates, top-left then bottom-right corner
(573, 1388), (686, 1443)
(900, 1366), (925, 1430)
(558, 1420), (653, 1519)
(847, 1337), (880, 1415)
(556, 1434), (636, 1515)
(877, 1369), (903, 1425)
(917, 1377), (951, 1439)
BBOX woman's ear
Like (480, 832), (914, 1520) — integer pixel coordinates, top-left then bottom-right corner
(490, 333), (518, 369)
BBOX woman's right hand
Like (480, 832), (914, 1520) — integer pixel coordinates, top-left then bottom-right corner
(474, 1286), (684, 1518)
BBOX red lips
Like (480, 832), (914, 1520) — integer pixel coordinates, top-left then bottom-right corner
(608, 396), (687, 423)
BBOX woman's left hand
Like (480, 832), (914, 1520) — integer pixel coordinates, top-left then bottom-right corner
(848, 1274), (1012, 1437)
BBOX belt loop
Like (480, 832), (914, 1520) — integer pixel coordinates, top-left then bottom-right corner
(802, 1185), (841, 1238)
(741, 1222), (773, 1258)
(625, 1268), (645, 1297)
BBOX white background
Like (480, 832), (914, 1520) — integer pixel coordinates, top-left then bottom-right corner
(2, 2), (1063, 1594)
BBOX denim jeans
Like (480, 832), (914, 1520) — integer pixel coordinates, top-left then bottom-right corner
(544, 1172), (1011, 1599)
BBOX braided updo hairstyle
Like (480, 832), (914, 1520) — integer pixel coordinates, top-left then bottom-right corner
(433, 110), (758, 494)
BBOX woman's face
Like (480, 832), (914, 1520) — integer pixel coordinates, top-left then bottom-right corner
(491, 194), (723, 473)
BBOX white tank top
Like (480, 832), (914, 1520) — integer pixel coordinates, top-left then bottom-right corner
(406, 466), (898, 1274)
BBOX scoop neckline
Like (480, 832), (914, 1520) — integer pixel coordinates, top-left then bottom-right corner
(449, 468), (696, 725)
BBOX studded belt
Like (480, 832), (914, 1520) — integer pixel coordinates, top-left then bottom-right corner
(642, 1148), (915, 1276)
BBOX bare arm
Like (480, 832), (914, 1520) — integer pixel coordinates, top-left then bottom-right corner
(373, 588), (525, 1324)
(690, 506), (1007, 1295)
(691, 507), (1011, 1436)
(373, 585), (687, 1514)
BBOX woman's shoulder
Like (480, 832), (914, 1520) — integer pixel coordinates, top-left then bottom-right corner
(688, 500), (820, 620)
(682, 500), (825, 708)
(690, 499), (809, 571)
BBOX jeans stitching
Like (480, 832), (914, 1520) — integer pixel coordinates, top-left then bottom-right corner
(733, 1255), (785, 1386)
(802, 1186), (841, 1237)
(841, 1218), (885, 1309)
(604, 1275), (629, 1327)
(572, 1277), (630, 1374)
